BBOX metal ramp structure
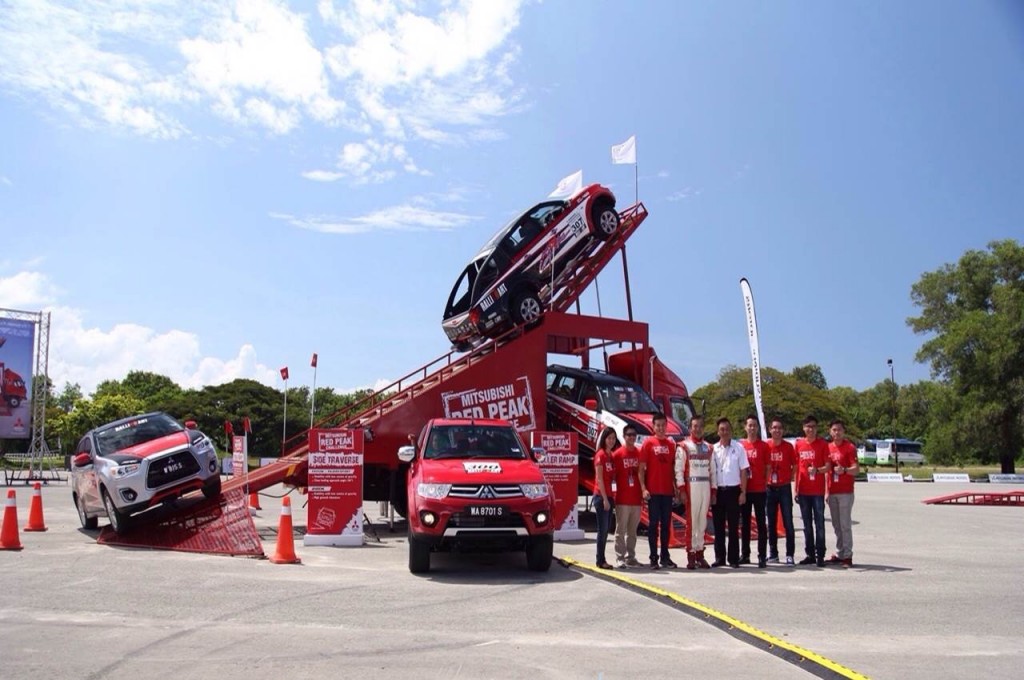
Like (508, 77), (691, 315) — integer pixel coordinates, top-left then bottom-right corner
(224, 202), (652, 502)
(923, 489), (1024, 506)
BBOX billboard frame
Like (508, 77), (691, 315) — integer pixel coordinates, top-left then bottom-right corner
(1, 308), (55, 484)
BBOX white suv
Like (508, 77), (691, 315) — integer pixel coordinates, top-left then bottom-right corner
(71, 412), (222, 533)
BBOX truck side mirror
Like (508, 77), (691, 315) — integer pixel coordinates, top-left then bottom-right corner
(397, 445), (416, 463)
(531, 446), (546, 463)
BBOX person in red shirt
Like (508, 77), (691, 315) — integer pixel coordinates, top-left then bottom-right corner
(739, 415), (771, 568)
(765, 418), (798, 565)
(794, 415), (831, 567)
(593, 427), (619, 570)
(612, 426), (643, 568)
(638, 413), (678, 569)
(826, 419), (859, 567)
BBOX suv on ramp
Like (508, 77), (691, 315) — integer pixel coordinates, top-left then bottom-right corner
(71, 411), (222, 533)
(398, 418), (554, 573)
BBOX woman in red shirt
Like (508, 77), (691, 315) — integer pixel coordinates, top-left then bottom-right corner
(594, 427), (619, 569)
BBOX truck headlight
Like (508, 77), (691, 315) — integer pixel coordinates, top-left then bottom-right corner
(520, 483), (549, 499)
(416, 483), (451, 499)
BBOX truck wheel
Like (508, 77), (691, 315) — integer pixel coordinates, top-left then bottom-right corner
(75, 493), (98, 530)
(511, 290), (543, 325)
(526, 534), (553, 572)
(202, 476), (222, 501)
(101, 488), (131, 534)
(408, 533), (431, 574)
(591, 202), (620, 240)
(6, 396), (20, 408)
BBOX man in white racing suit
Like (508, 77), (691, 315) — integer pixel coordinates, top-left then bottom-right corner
(675, 415), (717, 569)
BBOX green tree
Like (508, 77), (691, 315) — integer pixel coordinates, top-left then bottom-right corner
(693, 365), (850, 440)
(791, 364), (828, 390)
(52, 392), (147, 448)
(908, 239), (1024, 473)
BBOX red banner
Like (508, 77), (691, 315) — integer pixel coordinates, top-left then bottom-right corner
(311, 352), (318, 368)
(304, 428), (364, 547)
(231, 435), (247, 478)
(533, 431), (583, 540)
(280, 366), (289, 381)
(441, 375), (537, 431)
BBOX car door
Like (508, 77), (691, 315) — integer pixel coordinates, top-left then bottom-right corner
(74, 436), (101, 513)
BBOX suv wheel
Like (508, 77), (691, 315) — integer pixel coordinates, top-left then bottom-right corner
(202, 476), (222, 501)
(75, 493), (98, 530)
(511, 290), (542, 325)
(101, 488), (131, 534)
(526, 534), (553, 572)
(408, 533), (431, 574)
(592, 203), (620, 240)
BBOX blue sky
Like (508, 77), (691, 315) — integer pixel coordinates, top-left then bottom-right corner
(1, 0), (1022, 398)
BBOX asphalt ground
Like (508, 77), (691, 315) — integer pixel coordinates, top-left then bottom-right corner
(1, 481), (1022, 679)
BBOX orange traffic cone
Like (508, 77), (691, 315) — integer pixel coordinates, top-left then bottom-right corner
(24, 482), (48, 532)
(268, 496), (301, 564)
(1, 489), (23, 550)
(248, 492), (262, 511)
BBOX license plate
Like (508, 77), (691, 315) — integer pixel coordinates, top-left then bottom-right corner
(468, 505), (506, 517)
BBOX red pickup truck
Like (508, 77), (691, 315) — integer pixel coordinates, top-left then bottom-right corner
(397, 418), (555, 573)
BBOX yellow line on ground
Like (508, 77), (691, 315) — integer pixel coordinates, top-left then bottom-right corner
(560, 556), (869, 680)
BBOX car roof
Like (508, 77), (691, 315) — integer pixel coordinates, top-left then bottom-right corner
(547, 364), (641, 388)
(428, 418), (517, 428)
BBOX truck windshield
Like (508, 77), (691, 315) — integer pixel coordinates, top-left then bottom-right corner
(598, 384), (660, 413)
(425, 425), (526, 460)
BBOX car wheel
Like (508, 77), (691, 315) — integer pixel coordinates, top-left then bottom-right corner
(526, 534), (554, 572)
(75, 493), (98, 530)
(101, 488), (131, 534)
(408, 533), (431, 574)
(592, 203), (620, 240)
(202, 476), (222, 501)
(511, 290), (543, 325)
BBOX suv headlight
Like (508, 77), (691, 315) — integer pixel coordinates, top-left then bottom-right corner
(520, 483), (549, 499)
(416, 483), (451, 499)
(112, 463), (141, 478)
(194, 436), (215, 456)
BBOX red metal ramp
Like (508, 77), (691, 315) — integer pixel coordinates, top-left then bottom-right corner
(96, 489), (264, 556)
(923, 489), (1024, 506)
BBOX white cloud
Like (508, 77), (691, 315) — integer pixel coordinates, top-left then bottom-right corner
(666, 187), (702, 202)
(271, 203), (476, 234)
(0, 270), (278, 395)
(304, 138), (430, 184)
(0, 175), (12, 186)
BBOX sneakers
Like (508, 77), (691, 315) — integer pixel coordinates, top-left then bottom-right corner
(841, 558), (854, 568)
(785, 556), (795, 566)
(649, 558), (661, 570)
(661, 558), (678, 569)
(798, 556), (816, 566)
(826, 554), (843, 564)
(615, 559), (627, 569)
(767, 555), (780, 564)
(626, 557), (642, 567)
(758, 558), (767, 569)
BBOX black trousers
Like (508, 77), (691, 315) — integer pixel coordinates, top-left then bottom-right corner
(712, 485), (741, 565)
(740, 491), (768, 560)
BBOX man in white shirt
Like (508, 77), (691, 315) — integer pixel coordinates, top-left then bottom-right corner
(711, 417), (750, 568)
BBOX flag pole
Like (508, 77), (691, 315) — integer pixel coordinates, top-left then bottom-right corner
(282, 376), (289, 456)
(634, 143), (639, 207)
(310, 354), (318, 429)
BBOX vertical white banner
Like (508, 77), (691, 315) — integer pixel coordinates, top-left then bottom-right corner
(740, 278), (766, 436)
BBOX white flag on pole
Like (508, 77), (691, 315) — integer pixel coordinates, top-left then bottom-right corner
(549, 170), (583, 197)
(740, 278), (767, 436)
(611, 135), (636, 165)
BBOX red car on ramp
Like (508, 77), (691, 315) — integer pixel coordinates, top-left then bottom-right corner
(442, 184), (619, 350)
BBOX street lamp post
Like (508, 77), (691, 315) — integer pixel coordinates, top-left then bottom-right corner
(887, 358), (898, 471)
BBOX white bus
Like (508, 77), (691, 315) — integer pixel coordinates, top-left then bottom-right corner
(860, 438), (925, 466)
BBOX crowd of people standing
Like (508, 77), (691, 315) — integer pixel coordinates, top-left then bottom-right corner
(590, 414), (859, 571)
